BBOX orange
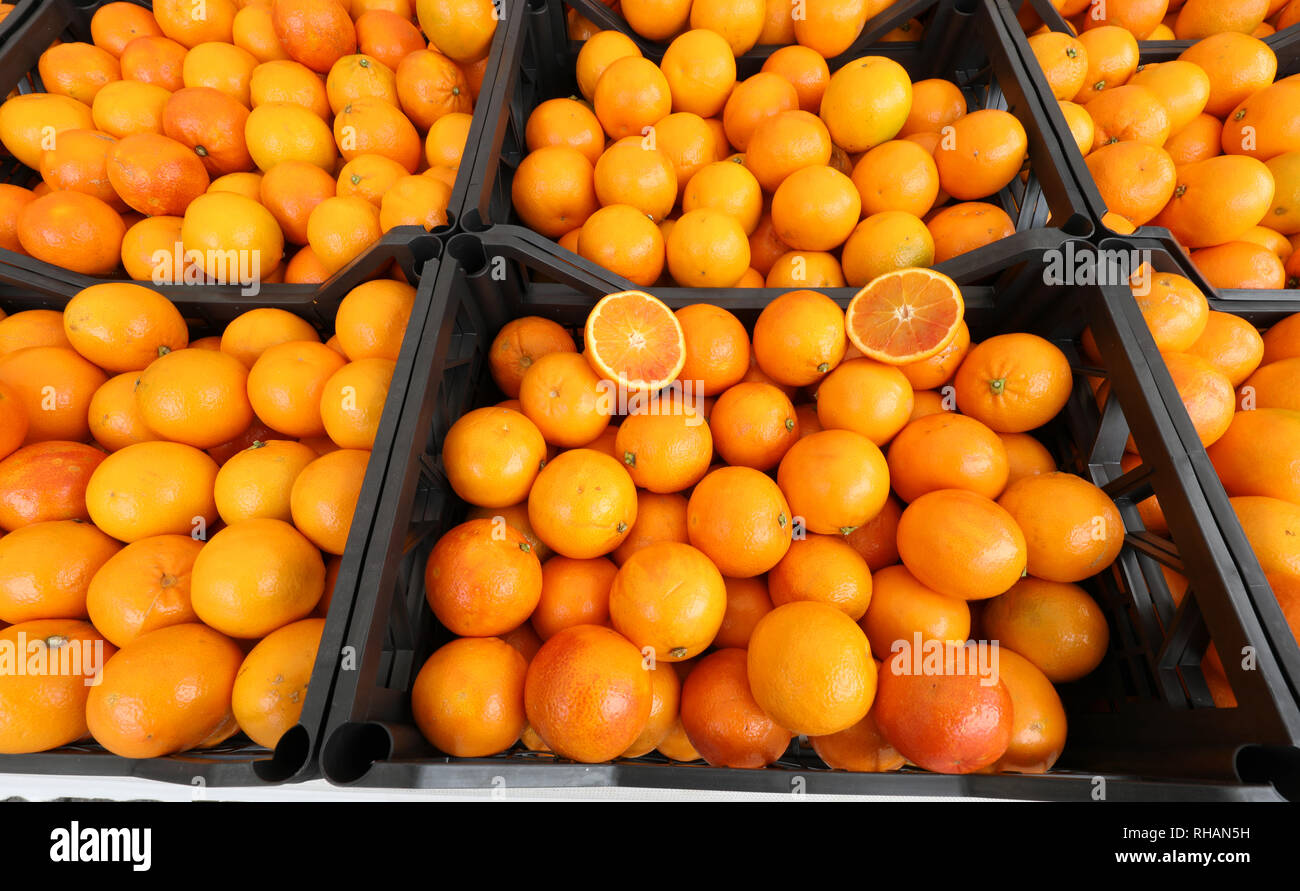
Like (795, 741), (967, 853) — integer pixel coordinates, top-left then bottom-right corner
(1084, 142), (1177, 228)
(464, 501), (552, 565)
(850, 140), (940, 219)
(0, 346), (108, 444)
(421, 110), (471, 169)
(843, 495), (902, 570)
(859, 564), (970, 657)
(1208, 409), (1300, 505)
(518, 351), (611, 449)
(250, 59), (331, 118)
(664, 209), (750, 287)
(0, 520), (122, 623)
(1083, 0), (1172, 36)
(181, 40), (258, 107)
(791, 0), (871, 57)
(622, 660), (681, 757)
(255, 161), (338, 245)
(709, 382), (799, 471)
(873, 644), (1014, 774)
(1135, 270), (1209, 353)
(86, 623), (244, 758)
(954, 333), (1072, 433)
(411, 636), (526, 757)
(680, 647), (791, 768)
(810, 709), (906, 772)
(0, 442), (106, 531)
(220, 307), (321, 369)
(85, 534), (204, 648)
(764, 249), (846, 287)
(898, 321), (969, 390)
(16, 191), (125, 277)
(777, 429), (890, 536)
(576, 205), (665, 286)
(531, 556), (617, 641)
(38, 129), (123, 210)
(0, 383), (26, 461)
(233, 3), (291, 62)
(927, 202), (1018, 264)
(0, 620), (116, 754)
(524, 624), (652, 762)
(1174, 0), (1268, 38)
(330, 97), (421, 172)
(592, 138), (677, 223)
(1000, 432), (1058, 488)
(1073, 25), (1139, 104)
(574, 30), (641, 101)
(487, 316), (576, 399)
(335, 279), (416, 362)
(819, 56), (911, 155)
(1231, 495), (1300, 579)
(288, 448), (368, 554)
(356, 10), (425, 71)
(686, 465), (792, 577)
(660, 29), (736, 119)
(1085, 84), (1171, 151)
(816, 358), (914, 446)
(1060, 99), (1095, 156)
(326, 53), (397, 116)
(690, 0), (763, 54)
(674, 304), (749, 397)
(761, 44), (830, 113)
(744, 109), (832, 193)
(840, 211), (936, 285)
(991, 645), (1068, 774)
(1152, 155), (1275, 248)
(1192, 241), (1286, 289)
(714, 576), (773, 649)
(1179, 33), (1276, 119)
(593, 56), (671, 142)
(62, 283), (187, 374)
(305, 195), (382, 274)
(247, 340), (347, 439)
(621, 0), (693, 41)
(614, 404), (712, 494)
(524, 98), (602, 167)
(1261, 312), (1300, 365)
(231, 617), (324, 748)
(681, 159), (762, 235)
(134, 348), (254, 449)
(118, 36), (188, 92)
(888, 413), (1010, 503)
(91, 3), (165, 57)
(213, 439), (318, 524)
(649, 112), (717, 193)
(207, 172), (263, 201)
(512, 146), (598, 238)
(722, 72), (799, 153)
(104, 132), (209, 216)
(1029, 31), (1090, 100)
(0, 93), (96, 169)
(160, 87), (254, 177)
(982, 576), (1110, 682)
(379, 174), (452, 232)
(610, 541), (726, 661)
(1238, 360), (1300, 414)
(1128, 61), (1210, 139)
(748, 601), (875, 736)
(934, 109), (1028, 202)
(417, 0), (496, 63)
(528, 449), (637, 560)
(583, 289), (686, 393)
(154, 0), (236, 47)
(1163, 351), (1234, 447)
(768, 533), (872, 619)
(1163, 112), (1223, 166)
(396, 49), (472, 131)
(425, 518), (541, 636)
(319, 358), (394, 449)
(0, 185), (36, 253)
(997, 471), (1124, 583)
(337, 153), (410, 207)
(181, 191), (284, 281)
(769, 165), (861, 251)
(1187, 311), (1263, 387)
(273, 0), (357, 73)
(751, 289), (846, 387)
(897, 488), (1028, 600)
(899, 77), (966, 137)
(245, 101), (336, 172)
(844, 268), (963, 367)
(611, 490), (689, 566)
(92, 78), (173, 138)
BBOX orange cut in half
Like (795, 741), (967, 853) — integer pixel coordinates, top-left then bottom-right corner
(845, 268), (965, 366)
(584, 290), (686, 392)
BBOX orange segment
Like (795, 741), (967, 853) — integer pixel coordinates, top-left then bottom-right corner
(583, 290), (686, 392)
(845, 268), (965, 365)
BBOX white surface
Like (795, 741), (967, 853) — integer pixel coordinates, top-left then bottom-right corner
(0, 773), (1003, 802)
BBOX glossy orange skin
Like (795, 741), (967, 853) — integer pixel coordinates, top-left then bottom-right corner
(409, 636), (527, 757)
(531, 556), (617, 641)
(767, 533), (873, 620)
(524, 624), (652, 763)
(609, 542), (726, 662)
(843, 495), (903, 571)
(997, 472), (1125, 584)
(686, 466), (793, 578)
(1164, 351), (1235, 447)
(232, 617), (325, 749)
(776, 429), (890, 536)
(1208, 409), (1300, 505)
(86, 623), (244, 758)
(887, 413), (1010, 503)
(0, 620), (117, 754)
(896, 489), (1028, 601)
(611, 491), (689, 566)
(810, 710), (906, 772)
(528, 449), (637, 560)
(873, 645), (1014, 774)
(709, 382), (799, 471)
(0, 442), (106, 531)
(443, 407), (546, 509)
(134, 348), (255, 449)
(680, 647), (792, 769)
(0, 520), (122, 624)
(273, 0), (357, 73)
(860, 561), (972, 657)
(713, 575), (774, 649)
(425, 518), (543, 637)
(982, 577), (1110, 682)
(953, 333), (1073, 433)
(85, 534), (204, 648)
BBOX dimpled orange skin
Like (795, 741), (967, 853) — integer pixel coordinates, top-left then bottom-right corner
(746, 601), (876, 737)
(679, 647), (792, 768)
(527, 449), (638, 560)
(686, 466), (793, 578)
(189, 518), (326, 638)
(410, 636), (528, 757)
(896, 489), (1028, 601)
(0, 520), (122, 625)
(86, 623), (244, 759)
(953, 333), (1073, 433)
(0, 620), (117, 754)
(776, 429), (890, 536)
(84, 534), (204, 648)
(424, 518), (543, 637)
(997, 472), (1125, 584)
(524, 624), (652, 763)
(609, 541), (727, 662)
(443, 407), (547, 509)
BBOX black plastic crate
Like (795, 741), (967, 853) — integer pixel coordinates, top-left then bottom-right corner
(0, 234), (441, 785)
(458, 0), (1094, 294)
(315, 229), (1299, 799)
(1097, 235), (1300, 734)
(998, 0), (1300, 302)
(0, 0), (522, 288)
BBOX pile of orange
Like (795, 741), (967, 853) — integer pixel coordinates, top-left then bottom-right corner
(512, 20), (1032, 289)
(0, 273), (414, 756)
(411, 270), (1121, 774)
(0, 0), (495, 282)
(1019, 0), (1300, 43)
(1026, 26), (1300, 289)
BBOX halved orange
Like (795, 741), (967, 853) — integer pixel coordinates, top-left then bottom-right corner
(584, 290), (686, 392)
(845, 268), (965, 366)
